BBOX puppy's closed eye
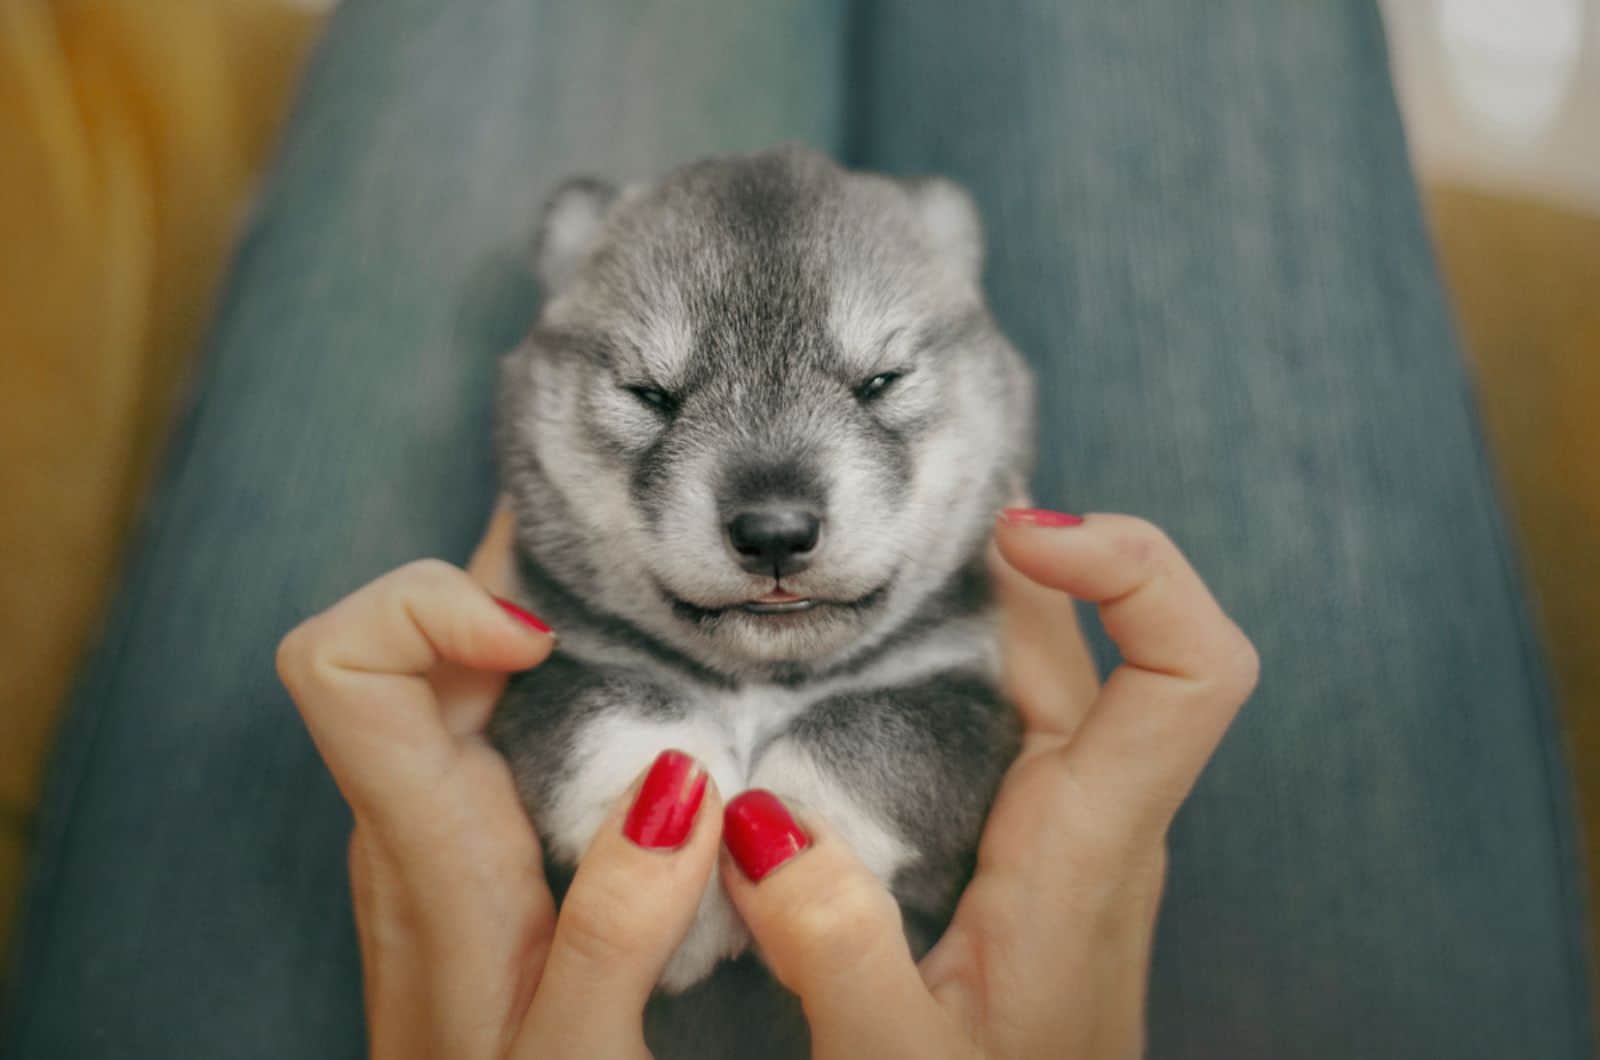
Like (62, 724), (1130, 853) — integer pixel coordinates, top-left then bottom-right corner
(624, 384), (678, 416)
(854, 370), (906, 402)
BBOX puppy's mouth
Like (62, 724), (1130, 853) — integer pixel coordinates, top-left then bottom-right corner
(662, 579), (890, 623)
(741, 588), (816, 615)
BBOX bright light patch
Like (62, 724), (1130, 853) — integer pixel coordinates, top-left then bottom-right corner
(1438, 0), (1583, 142)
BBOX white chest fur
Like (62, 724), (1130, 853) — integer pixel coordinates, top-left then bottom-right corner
(541, 682), (833, 864)
(538, 677), (913, 992)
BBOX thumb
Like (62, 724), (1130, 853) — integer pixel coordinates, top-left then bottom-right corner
(515, 750), (722, 1059)
(719, 792), (957, 1058)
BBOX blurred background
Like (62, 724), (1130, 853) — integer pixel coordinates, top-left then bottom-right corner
(1380, 0), (1600, 983)
(1, 0), (1596, 1004)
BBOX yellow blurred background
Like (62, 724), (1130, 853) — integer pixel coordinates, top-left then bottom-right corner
(1, 0), (1596, 997)
(0, 0), (324, 968)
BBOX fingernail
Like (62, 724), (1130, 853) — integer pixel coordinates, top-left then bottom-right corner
(494, 596), (552, 634)
(624, 750), (708, 850)
(724, 790), (810, 882)
(1000, 507), (1085, 528)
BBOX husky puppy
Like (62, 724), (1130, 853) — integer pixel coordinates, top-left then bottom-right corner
(489, 145), (1033, 1056)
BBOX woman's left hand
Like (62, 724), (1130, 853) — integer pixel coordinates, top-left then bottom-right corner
(718, 509), (1260, 1059)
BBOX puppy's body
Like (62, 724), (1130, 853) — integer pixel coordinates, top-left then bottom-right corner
(489, 146), (1033, 1057)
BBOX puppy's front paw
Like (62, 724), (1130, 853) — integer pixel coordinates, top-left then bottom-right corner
(658, 874), (749, 993)
(749, 742), (913, 889)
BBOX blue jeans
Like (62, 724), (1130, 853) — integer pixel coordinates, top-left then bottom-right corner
(6, 2), (1591, 1056)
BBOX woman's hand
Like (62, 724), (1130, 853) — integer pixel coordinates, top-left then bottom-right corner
(276, 507), (722, 1059)
(719, 509), (1260, 1059)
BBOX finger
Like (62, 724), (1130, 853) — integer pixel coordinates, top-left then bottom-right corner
(515, 751), (722, 1059)
(720, 792), (954, 1058)
(988, 538), (1099, 738)
(276, 559), (554, 817)
(467, 496), (517, 592)
(990, 492), (1099, 736)
(429, 498), (535, 735)
(994, 511), (1260, 832)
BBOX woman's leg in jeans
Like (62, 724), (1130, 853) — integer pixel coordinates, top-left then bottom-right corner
(852, 2), (1590, 1057)
(3, 2), (844, 1055)
(851, 2), (1587, 1060)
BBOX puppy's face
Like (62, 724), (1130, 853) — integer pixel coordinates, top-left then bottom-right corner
(499, 149), (1032, 673)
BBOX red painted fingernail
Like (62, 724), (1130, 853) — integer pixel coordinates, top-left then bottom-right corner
(494, 596), (551, 634)
(724, 790), (810, 882)
(1000, 507), (1085, 528)
(624, 751), (708, 850)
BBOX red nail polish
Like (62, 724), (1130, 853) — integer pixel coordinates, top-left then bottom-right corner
(494, 596), (552, 634)
(624, 751), (708, 849)
(724, 790), (810, 882)
(1000, 507), (1085, 528)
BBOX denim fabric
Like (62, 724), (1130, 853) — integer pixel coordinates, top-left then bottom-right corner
(855, 4), (1593, 1057)
(5, 1), (1591, 1057)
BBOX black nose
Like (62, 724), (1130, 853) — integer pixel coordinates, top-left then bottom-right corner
(727, 508), (822, 577)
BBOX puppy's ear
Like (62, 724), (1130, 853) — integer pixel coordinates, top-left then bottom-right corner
(535, 177), (618, 295)
(902, 177), (984, 284)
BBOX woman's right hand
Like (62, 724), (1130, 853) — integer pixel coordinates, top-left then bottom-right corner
(276, 506), (723, 1059)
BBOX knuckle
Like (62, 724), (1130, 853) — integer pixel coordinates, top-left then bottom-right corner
(776, 875), (900, 980)
(1206, 625), (1261, 700)
(557, 871), (648, 971)
(1121, 515), (1172, 548)
(385, 559), (478, 634)
(274, 626), (306, 689)
(558, 905), (633, 971)
(398, 557), (461, 591)
(371, 559), (453, 620)
(276, 613), (362, 707)
(274, 620), (324, 696)
(1110, 517), (1179, 578)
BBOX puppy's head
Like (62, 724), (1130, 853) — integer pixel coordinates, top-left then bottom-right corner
(499, 147), (1032, 674)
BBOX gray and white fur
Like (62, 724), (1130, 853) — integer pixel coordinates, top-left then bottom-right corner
(489, 145), (1033, 1058)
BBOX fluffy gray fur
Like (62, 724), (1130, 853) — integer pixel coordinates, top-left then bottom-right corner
(488, 145), (1034, 1059)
